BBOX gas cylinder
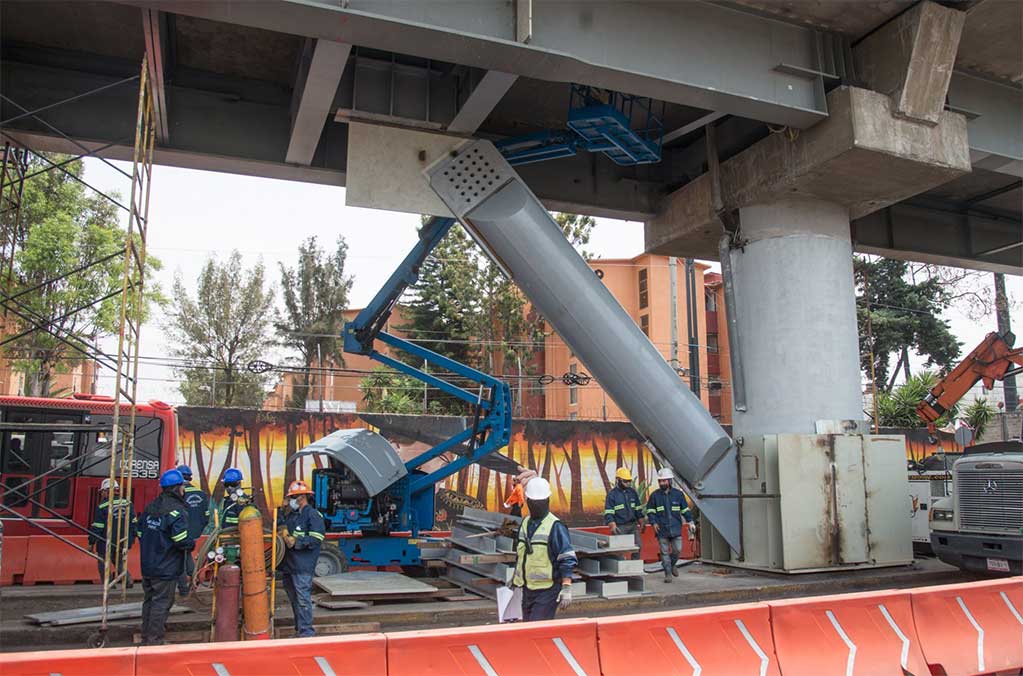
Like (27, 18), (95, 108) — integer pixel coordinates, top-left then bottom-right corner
(238, 505), (271, 640)
(213, 562), (240, 642)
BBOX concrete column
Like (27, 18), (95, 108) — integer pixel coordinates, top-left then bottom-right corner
(730, 198), (863, 439)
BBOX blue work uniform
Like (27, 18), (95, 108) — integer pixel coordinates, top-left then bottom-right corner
(281, 503), (326, 637)
(603, 485), (642, 527)
(646, 487), (693, 577)
(138, 491), (194, 645)
(88, 496), (137, 582)
(514, 511), (577, 622)
(179, 483), (210, 594)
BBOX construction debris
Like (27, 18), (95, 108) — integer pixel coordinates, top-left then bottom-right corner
(314, 571), (438, 599)
(26, 603), (192, 627)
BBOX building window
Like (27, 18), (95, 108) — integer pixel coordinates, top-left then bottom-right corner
(638, 268), (649, 309)
(707, 333), (719, 353)
(569, 412), (578, 420)
(640, 314), (649, 337)
(569, 363), (578, 405)
(706, 290), (717, 311)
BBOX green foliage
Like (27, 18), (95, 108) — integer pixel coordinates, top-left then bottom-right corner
(876, 371), (958, 428)
(359, 367), (424, 414)
(398, 213), (594, 413)
(167, 251), (275, 407)
(3, 154), (163, 396)
(856, 256), (961, 389)
(275, 236), (354, 409)
(962, 397), (996, 439)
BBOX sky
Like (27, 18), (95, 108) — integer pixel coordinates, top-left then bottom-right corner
(78, 158), (1019, 409)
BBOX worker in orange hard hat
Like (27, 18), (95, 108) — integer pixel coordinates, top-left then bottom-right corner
(604, 467), (644, 549)
(278, 480), (325, 638)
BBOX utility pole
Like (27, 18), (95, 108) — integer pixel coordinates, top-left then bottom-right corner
(994, 273), (1017, 411)
(684, 258), (700, 396)
(669, 256), (679, 370)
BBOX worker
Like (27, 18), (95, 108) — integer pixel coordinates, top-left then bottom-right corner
(645, 468), (695, 583)
(176, 464), (209, 596)
(87, 478), (137, 585)
(220, 467), (245, 528)
(503, 476), (526, 517)
(278, 480), (326, 638)
(510, 477), (577, 621)
(603, 467), (644, 548)
(138, 469), (195, 645)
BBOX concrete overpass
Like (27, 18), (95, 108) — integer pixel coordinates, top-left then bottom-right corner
(1, 0), (1018, 274)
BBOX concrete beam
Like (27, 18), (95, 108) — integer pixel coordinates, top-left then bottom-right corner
(125, 0), (831, 128)
(853, 1), (965, 125)
(286, 39), (352, 165)
(646, 86), (971, 260)
(446, 70), (517, 135)
(140, 8), (170, 143)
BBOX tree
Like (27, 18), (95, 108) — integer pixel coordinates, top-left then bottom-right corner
(962, 397), (996, 439)
(359, 367), (424, 414)
(3, 154), (162, 396)
(876, 372), (958, 428)
(399, 213), (595, 411)
(275, 236), (354, 410)
(167, 252), (275, 407)
(856, 256), (961, 390)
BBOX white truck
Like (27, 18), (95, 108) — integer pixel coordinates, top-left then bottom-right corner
(929, 441), (1023, 576)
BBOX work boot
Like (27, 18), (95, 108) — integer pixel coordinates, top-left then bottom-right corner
(671, 565), (679, 577)
(663, 571), (673, 583)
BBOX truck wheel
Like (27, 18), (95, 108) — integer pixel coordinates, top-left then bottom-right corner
(315, 544), (348, 577)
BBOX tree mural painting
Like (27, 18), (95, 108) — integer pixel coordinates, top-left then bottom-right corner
(176, 408), (949, 529)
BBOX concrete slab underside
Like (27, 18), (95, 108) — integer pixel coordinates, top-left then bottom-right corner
(646, 86), (971, 260)
(0, 558), (977, 652)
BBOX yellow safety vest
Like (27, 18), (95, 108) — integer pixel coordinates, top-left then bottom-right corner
(513, 511), (560, 590)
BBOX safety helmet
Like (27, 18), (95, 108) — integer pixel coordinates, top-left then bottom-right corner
(223, 468), (243, 484)
(286, 480), (314, 497)
(615, 467), (633, 482)
(524, 477), (552, 500)
(176, 464), (193, 480)
(100, 478), (119, 491)
(160, 469), (185, 488)
(656, 468), (675, 481)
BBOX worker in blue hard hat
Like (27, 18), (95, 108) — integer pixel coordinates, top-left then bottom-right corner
(175, 464), (209, 597)
(510, 477), (577, 621)
(278, 480), (326, 638)
(138, 469), (195, 645)
(646, 468), (695, 583)
(87, 478), (138, 586)
(219, 467), (246, 529)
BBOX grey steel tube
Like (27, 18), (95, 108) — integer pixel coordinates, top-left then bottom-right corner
(428, 141), (740, 550)
(718, 234), (747, 413)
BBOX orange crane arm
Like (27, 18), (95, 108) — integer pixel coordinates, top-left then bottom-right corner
(917, 331), (1023, 423)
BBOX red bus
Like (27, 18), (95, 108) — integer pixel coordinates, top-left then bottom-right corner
(0, 393), (178, 538)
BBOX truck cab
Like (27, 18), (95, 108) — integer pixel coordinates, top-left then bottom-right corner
(929, 441), (1022, 576)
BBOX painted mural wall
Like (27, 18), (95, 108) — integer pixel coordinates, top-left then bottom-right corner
(176, 406), (964, 528)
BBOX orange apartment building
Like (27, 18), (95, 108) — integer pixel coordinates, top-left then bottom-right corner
(544, 254), (732, 424)
(266, 260), (733, 424)
(0, 319), (99, 396)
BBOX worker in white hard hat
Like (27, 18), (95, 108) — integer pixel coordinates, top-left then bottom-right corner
(88, 478), (138, 586)
(510, 477), (578, 621)
(645, 468), (695, 583)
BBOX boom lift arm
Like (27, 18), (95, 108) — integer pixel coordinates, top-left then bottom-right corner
(917, 331), (1023, 424)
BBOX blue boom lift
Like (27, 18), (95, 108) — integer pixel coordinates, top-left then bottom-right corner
(292, 216), (511, 569)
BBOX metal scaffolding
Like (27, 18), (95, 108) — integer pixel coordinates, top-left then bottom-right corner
(0, 57), (155, 645)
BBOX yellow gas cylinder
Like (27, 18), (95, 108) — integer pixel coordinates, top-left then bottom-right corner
(238, 505), (271, 640)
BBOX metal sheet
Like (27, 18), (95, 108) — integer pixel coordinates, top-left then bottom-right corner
(428, 140), (739, 551)
(313, 571), (437, 597)
(777, 434), (833, 570)
(289, 427), (406, 497)
(833, 435), (868, 564)
(862, 435), (914, 565)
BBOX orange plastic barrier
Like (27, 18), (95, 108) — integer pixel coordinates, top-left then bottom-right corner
(769, 589), (928, 676)
(135, 633), (387, 676)
(19, 535), (142, 585)
(597, 601), (778, 676)
(388, 618), (602, 675)
(911, 578), (1023, 676)
(0, 535), (29, 585)
(0, 647), (135, 676)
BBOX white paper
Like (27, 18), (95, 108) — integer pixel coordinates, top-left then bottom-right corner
(496, 585), (522, 622)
